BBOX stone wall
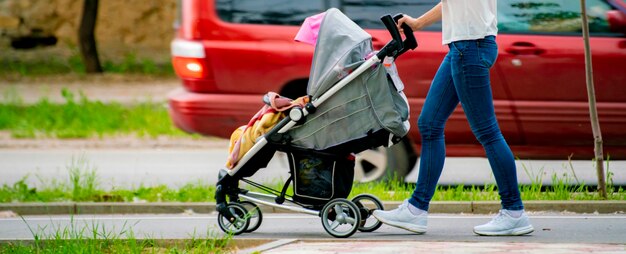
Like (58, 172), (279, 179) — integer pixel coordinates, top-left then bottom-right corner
(0, 0), (176, 60)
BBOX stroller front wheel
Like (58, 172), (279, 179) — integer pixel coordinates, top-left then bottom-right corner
(239, 201), (263, 233)
(320, 198), (361, 238)
(217, 203), (250, 235)
(352, 194), (384, 232)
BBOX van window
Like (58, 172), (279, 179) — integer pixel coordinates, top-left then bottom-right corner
(215, 0), (441, 30)
(340, 0), (441, 30)
(216, 0), (326, 26)
(498, 0), (614, 35)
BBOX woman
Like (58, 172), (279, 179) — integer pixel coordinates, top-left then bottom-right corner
(372, 0), (534, 236)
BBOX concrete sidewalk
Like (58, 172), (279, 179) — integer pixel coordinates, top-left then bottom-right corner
(3, 202), (625, 253)
(240, 239), (626, 254)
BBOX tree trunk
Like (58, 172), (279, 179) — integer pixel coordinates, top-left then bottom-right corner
(580, 0), (607, 199)
(78, 0), (102, 73)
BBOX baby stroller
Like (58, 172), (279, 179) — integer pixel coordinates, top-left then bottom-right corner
(215, 8), (417, 238)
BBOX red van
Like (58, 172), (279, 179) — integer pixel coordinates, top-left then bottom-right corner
(168, 0), (626, 181)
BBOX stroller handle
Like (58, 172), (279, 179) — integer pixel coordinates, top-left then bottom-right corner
(377, 14), (418, 60)
(381, 15), (403, 50)
(393, 14), (418, 55)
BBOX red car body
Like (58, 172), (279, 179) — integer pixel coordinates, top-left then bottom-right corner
(169, 0), (626, 162)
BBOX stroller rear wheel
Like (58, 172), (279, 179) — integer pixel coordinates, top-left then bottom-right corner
(240, 201), (263, 233)
(352, 194), (384, 232)
(320, 198), (361, 238)
(217, 203), (250, 235)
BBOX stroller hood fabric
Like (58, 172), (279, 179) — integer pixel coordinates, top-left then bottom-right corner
(288, 8), (410, 151)
(306, 8), (371, 96)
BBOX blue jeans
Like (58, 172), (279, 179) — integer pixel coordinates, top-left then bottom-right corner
(408, 36), (524, 211)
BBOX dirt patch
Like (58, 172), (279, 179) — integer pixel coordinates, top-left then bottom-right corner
(1, 74), (179, 104)
(0, 210), (18, 218)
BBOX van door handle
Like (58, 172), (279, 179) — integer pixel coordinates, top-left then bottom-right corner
(505, 42), (545, 55)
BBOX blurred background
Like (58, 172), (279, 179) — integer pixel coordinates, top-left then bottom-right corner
(0, 0), (176, 79)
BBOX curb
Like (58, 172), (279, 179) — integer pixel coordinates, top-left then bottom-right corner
(1, 201), (625, 215)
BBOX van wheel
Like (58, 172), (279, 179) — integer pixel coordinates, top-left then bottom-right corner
(354, 138), (417, 182)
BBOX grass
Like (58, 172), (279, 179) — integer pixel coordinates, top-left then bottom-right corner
(0, 89), (192, 139)
(1, 157), (624, 203)
(350, 174), (625, 202)
(0, 217), (233, 253)
(0, 52), (174, 77)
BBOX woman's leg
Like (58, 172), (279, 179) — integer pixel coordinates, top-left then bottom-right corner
(409, 50), (461, 211)
(449, 36), (523, 210)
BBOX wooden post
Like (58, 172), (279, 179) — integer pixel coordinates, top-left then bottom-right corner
(580, 0), (607, 198)
(78, 0), (103, 73)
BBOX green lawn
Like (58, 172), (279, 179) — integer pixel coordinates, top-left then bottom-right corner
(0, 89), (190, 139)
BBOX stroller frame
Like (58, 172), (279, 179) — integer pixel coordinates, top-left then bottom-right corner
(215, 12), (417, 238)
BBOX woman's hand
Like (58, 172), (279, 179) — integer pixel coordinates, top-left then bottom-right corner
(396, 14), (423, 33)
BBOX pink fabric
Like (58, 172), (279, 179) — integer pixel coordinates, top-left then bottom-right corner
(294, 12), (326, 46)
(266, 92), (302, 111)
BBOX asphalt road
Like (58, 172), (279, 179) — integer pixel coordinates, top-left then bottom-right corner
(1, 148), (625, 189)
(2, 213), (625, 244)
(0, 148), (290, 189)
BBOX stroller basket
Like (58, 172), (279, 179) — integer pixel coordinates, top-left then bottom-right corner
(288, 151), (354, 206)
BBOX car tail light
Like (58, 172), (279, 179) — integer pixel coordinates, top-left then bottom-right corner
(171, 39), (208, 79)
(172, 57), (206, 79)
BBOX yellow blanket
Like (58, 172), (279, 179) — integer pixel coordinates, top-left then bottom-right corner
(226, 93), (309, 169)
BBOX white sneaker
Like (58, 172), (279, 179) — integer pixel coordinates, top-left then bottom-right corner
(473, 209), (534, 236)
(372, 200), (427, 234)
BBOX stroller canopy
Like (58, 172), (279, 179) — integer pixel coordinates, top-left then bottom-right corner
(288, 8), (410, 151)
(307, 8), (372, 98)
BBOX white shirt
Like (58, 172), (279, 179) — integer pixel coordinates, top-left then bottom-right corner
(441, 0), (498, 45)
